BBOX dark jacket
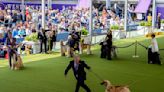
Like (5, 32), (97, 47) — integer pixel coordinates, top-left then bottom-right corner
(106, 34), (112, 48)
(65, 60), (90, 80)
(12, 14), (18, 23)
(68, 38), (75, 48)
(6, 38), (17, 54)
(51, 30), (57, 42)
(38, 31), (47, 41)
(107, 39), (112, 48)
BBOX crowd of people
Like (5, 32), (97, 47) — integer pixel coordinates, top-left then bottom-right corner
(0, 5), (126, 33)
(0, 4), (124, 57)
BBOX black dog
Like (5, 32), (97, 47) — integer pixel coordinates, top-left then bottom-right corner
(100, 41), (107, 58)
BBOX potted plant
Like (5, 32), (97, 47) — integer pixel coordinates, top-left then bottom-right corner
(81, 27), (89, 36)
(110, 25), (120, 30)
(110, 25), (125, 39)
(25, 33), (39, 54)
(25, 33), (38, 42)
(139, 21), (146, 26)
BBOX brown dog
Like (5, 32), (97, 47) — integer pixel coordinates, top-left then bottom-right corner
(101, 80), (131, 92)
(15, 56), (24, 70)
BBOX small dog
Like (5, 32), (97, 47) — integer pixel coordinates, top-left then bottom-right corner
(101, 80), (131, 92)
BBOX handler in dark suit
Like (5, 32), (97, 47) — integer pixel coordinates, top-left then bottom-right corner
(6, 32), (17, 69)
(64, 55), (91, 92)
(106, 31), (112, 60)
(38, 29), (47, 53)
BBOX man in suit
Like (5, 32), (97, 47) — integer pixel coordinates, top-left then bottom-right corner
(38, 29), (47, 53)
(64, 55), (91, 92)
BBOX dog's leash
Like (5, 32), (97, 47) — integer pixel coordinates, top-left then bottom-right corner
(126, 79), (141, 87)
(89, 69), (141, 87)
(89, 70), (104, 81)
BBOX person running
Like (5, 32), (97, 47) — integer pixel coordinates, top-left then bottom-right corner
(64, 55), (91, 92)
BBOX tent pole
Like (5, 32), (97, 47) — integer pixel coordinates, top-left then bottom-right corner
(21, 0), (25, 22)
(88, 0), (93, 54)
(124, 0), (128, 31)
(152, 0), (156, 29)
(42, 0), (45, 29)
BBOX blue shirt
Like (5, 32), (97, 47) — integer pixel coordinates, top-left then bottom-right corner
(18, 29), (26, 36)
(12, 29), (18, 38)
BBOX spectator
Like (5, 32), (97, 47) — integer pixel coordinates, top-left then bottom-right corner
(67, 35), (75, 57)
(51, 25), (57, 51)
(157, 13), (161, 29)
(18, 26), (26, 37)
(38, 29), (47, 54)
(12, 11), (18, 26)
(147, 13), (152, 22)
(25, 27), (32, 36)
(12, 27), (19, 38)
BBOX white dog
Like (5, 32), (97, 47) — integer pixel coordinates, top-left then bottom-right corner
(101, 80), (131, 92)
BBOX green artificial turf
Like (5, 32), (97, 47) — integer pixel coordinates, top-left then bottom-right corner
(0, 35), (164, 92)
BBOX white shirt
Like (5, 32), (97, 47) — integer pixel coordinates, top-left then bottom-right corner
(114, 4), (117, 10)
(26, 29), (32, 36)
(151, 38), (159, 53)
(81, 17), (87, 24)
(74, 62), (79, 71)
(0, 30), (4, 34)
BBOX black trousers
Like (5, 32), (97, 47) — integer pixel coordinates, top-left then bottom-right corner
(148, 48), (153, 64)
(75, 79), (91, 92)
(152, 52), (161, 65)
(106, 47), (112, 60)
(40, 40), (47, 53)
(8, 51), (17, 68)
(158, 22), (161, 29)
(49, 39), (53, 51)
(8, 52), (13, 68)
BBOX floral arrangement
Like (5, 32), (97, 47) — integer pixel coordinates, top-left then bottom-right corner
(140, 21), (152, 27)
(110, 25), (120, 30)
(25, 33), (38, 42)
(81, 27), (88, 35)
